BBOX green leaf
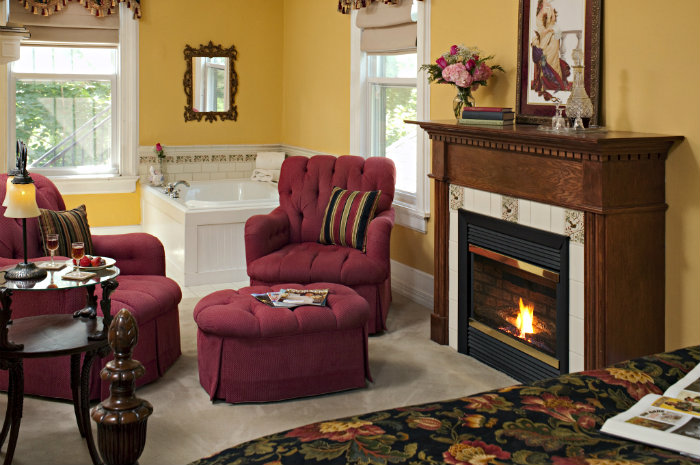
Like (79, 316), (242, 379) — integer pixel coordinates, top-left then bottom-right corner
(497, 418), (598, 452)
(511, 449), (550, 465)
(299, 441), (349, 462)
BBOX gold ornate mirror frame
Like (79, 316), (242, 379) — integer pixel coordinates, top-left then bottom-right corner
(183, 41), (238, 123)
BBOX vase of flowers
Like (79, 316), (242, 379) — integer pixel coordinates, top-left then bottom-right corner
(151, 142), (165, 186)
(421, 44), (503, 121)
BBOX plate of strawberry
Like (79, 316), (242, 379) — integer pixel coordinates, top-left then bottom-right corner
(66, 256), (116, 271)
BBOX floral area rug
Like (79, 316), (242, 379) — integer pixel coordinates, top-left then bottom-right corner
(190, 346), (700, 465)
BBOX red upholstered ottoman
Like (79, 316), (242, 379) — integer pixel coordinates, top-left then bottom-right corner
(194, 283), (371, 403)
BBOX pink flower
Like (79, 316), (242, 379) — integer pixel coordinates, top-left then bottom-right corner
(436, 56), (448, 69)
(465, 59), (476, 71)
(442, 63), (474, 88)
(450, 45), (459, 55)
(473, 55), (479, 61)
(155, 143), (162, 152)
(473, 62), (493, 82)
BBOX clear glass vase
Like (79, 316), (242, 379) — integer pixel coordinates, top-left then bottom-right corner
(453, 88), (475, 121)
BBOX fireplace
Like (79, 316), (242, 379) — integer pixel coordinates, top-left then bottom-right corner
(458, 211), (569, 383)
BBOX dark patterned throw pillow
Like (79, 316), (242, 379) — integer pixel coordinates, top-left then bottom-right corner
(38, 204), (94, 257)
(319, 187), (381, 252)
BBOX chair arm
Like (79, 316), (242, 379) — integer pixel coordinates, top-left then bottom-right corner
(365, 208), (395, 264)
(245, 207), (291, 265)
(92, 233), (166, 276)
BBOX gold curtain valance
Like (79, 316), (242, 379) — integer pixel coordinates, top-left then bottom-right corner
(338, 0), (422, 15)
(17, 0), (141, 19)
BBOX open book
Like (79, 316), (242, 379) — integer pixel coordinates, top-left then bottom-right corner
(252, 289), (329, 308)
(601, 362), (700, 458)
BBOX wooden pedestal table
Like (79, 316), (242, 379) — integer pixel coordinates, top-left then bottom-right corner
(0, 265), (120, 464)
(0, 315), (109, 465)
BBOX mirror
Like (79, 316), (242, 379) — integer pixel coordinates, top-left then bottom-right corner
(183, 41), (238, 122)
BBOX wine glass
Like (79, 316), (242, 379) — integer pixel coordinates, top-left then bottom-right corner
(71, 242), (85, 273)
(46, 234), (59, 266)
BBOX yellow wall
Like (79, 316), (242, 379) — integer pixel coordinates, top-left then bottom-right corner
(138, 0), (284, 146)
(281, 0), (351, 154)
(283, 0), (700, 349)
(36, 0), (699, 349)
(63, 184), (142, 227)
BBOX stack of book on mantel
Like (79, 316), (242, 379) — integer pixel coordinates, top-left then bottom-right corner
(459, 107), (514, 126)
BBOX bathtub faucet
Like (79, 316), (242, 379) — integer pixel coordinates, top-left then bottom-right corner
(164, 180), (190, 198)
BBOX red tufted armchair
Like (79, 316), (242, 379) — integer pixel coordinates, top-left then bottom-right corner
(245, 155), (396, 334)
(0, 173), (181, 400)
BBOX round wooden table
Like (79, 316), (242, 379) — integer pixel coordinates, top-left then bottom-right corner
(0, 264), (120, 465)
(0, 315), (109, 465)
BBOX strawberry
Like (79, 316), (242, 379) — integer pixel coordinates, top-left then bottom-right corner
(79, 256), (91, 267)
(91, 256), (102, 267)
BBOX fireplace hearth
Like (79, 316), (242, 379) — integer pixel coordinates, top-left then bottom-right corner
(459, 211), (569, 383)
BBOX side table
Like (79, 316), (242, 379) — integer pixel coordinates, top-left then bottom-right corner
(0, 316), (108, 465)
(0, 264), (121, 465)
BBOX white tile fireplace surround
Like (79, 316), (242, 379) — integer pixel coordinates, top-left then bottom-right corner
(448, 185), (586, 373)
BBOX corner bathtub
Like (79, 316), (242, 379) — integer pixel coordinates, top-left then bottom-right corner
(141, 180), (279, 286)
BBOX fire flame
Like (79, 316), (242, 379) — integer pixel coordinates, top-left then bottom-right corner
(515, 298), (534, 338)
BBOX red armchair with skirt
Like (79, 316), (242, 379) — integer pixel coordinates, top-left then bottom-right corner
(0, 173), (181, 400)
(245, 155), (396, 334)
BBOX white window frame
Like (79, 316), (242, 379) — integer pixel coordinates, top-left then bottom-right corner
(4, 3), (138, 194)
(10, 65), (119, 176)
(350, 1), (431, 233)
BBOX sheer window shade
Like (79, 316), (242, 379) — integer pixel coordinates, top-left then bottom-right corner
(355, 0), (416, 53)
(10, 1), (118, 45)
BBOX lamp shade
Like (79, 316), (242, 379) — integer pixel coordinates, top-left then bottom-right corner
(4, 181), (40, 218)
(2, 175), (14, 207)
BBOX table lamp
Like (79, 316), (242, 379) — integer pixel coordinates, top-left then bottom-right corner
(3, 141), (47, 281)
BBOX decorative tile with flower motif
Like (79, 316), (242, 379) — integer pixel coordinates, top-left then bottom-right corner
(501, 196), (518, 222)
(565, 209), (585, 244)
(449, 185), (464, 211)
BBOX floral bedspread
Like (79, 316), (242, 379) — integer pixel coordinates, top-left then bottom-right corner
(191, 346), (700, 465)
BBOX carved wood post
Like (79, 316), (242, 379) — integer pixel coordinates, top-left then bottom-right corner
(91, 309), (153, 465)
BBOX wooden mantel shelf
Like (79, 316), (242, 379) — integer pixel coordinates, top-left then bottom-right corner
(408, 120), (683, 369)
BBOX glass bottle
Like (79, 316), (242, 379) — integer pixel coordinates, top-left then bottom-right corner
(565, 48), (593, 129)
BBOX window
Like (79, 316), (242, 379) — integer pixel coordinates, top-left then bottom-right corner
(5, 2), (139, 189)
(11, 46), (118, 175)
(368, 53), (417, 194)
(193, 57), (229, 113)
(350, 1), (430, 232)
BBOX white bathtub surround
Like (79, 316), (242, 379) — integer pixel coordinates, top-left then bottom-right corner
(448, 186), (586, 373)
(141, 180), (279, 286)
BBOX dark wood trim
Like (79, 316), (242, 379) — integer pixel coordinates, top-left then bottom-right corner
(432, 178), (450, 345)
(410, 120), (682, 369)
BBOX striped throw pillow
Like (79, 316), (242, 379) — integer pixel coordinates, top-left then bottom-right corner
(319, 187), (381, 252)
(38, 204), (94, 257)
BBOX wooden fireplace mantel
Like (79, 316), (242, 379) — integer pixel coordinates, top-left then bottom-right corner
(408, 120), (683, 369)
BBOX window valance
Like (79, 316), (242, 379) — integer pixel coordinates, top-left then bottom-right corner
(338, 0), (422, 15)
(16, 0), (140, 19)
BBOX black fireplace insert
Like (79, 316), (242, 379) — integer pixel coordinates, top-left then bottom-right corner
(458, 211), (569, 383)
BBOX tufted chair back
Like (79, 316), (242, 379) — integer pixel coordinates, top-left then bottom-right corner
(0, 173), (66, 259)
(276, 155), (396, 244)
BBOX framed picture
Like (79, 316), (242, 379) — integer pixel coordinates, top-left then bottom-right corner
(515, 0), (601, 125)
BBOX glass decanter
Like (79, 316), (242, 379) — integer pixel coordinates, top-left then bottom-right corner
(565, 48), (593, 129)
